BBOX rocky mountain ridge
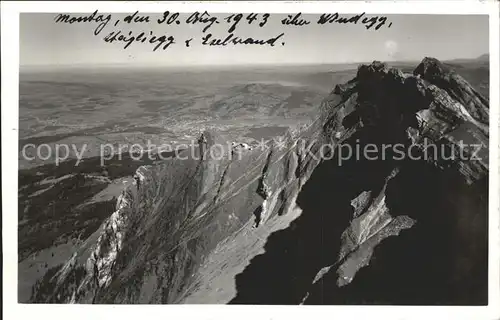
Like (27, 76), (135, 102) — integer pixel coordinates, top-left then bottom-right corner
(30, 57), (489, 305)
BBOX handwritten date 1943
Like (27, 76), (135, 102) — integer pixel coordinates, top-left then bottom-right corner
(180, 12), (271, 33)
(224, 13), (270, 33)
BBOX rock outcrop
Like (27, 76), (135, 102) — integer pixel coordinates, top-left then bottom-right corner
(30, 58), (489, 305)
(414, 57), (489, 124)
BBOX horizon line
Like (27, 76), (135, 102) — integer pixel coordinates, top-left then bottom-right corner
(19, 55), (488, 72)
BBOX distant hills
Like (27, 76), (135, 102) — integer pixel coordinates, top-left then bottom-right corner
(444, 53), (489, 65)
(476, 53), (489, 61)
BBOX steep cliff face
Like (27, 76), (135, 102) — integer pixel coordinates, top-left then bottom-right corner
(30, 58), (489, 305)
(30, 123), (325, 303)
(229, 58), (488, 305)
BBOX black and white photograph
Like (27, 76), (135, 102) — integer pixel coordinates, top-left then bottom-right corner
(2, 1), (500, 319)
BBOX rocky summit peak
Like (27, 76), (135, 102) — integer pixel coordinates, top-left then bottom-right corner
(332, 57), (489, 129)
(414, 57), (489, 124)
(356, 60), (389, 82)
(414, 56), (449, 78)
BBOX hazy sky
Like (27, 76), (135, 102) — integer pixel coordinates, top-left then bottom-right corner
(20, 13), (489, 67)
